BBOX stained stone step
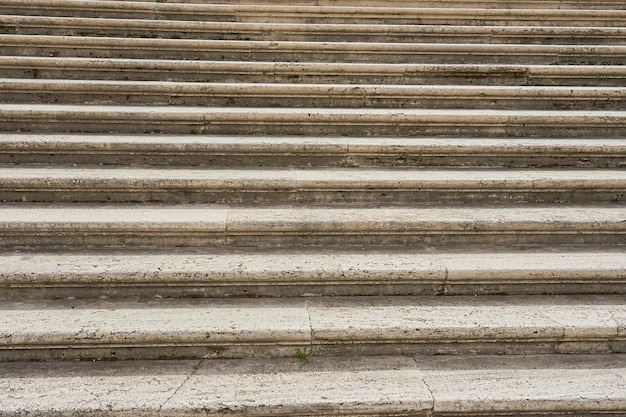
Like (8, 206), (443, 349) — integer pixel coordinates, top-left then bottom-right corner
(4, 79), (626, 110)
(1, 166), (624, 204)
(2, 104), (625, 138)
(1, 248), (625, 299)
(121, 0), (626, 8)
(0, 295), (624, 360)
(3, 1), (626, 26)
(0, 204), (624, 247)
(5, 15), (626, 44)
(6, 35), (625, 64)
(2, 355), (626, 417)
(2, 134), (626, 168)
(3, 57), (625, 86)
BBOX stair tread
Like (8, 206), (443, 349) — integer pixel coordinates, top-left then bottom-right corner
(4, 103), (626, 117)
(3, 166), (626, 187)
(2, 203), (624, 227)
(6, 78), (626, 96)
(4, 57), (625, 85)
(0, 295), (624, 357)
(6, 15), (626, 43)
(4, 0), (626, 24)
(4, 133), (626, 152)
(3, 354), (625, 416)
(1, 247), (624, 289)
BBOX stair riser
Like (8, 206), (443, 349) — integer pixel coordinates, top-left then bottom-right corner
(6, 282), (626, 300)
(3, 152), (625, 169)
(1, 231), (624, 248)
(7, 44), (623, 65)
(5, 89), (624, 110)
(1, 339), (623, 362)
(3, 190), (623, 205)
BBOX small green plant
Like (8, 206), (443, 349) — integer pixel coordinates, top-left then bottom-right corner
(156, 0), (166, 3)
(295, 347), (312, 366)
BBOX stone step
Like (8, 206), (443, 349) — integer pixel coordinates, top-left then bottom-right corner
(6, 35), (624, 64)
(2, 354), (625, 416)
(2, 104), (625, 138)
(0, 295), (624, 360)
(5, 79), (626, 110)
(4, 57), (625, 86)
(3, 1), (626, 26)
(5, 15), (626, 44)
(122, 0), (626, 8)
(1, 248), (625, 299)
(3, 134), (626, 168)
(1, 166), (624, 204)
(0, 204), (623, 247)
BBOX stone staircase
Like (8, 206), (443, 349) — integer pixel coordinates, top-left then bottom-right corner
(1, 0), (626, 415)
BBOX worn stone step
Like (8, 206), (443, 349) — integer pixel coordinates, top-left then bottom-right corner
(1, 166), (624, 204)
(4, 57), (625, 86)
(122, 0), (626, 8)
(1, 248), (625, 299)
(2, 354), (626, 417)
(6, 35), (624, 64)
(5, 79), (626, 110)
(0, 295), (624, 360)
(3, 1), (626, 26)
(7, 0), (626, 9)
(2, 134), (626, 168)
(5, 15), (626, 44)
(0, 204), (623, 247)
(2, 104), (625, 138)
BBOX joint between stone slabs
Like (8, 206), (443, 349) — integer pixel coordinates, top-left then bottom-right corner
(159, 357), (204, 412)
(304, 298), (315, 357)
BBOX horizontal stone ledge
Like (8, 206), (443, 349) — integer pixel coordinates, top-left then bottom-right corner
(2, 354), (626, 417)
(5, 35), (626, 63)
(5, 15), (626, 43)
(1, 166), (625, 204)
(5, 0), (626, 10)
(0, 204), (624, 247)
(3, 0), (626, 25)
(3, 57), (626, 85)
(4, 80), (626, 109)
(3, 134), (625, 168)
(2, 105), (626, 137)
(1, 248), (625, 298)
(0, 295), (624, 360)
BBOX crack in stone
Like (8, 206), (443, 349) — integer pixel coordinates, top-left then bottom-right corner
(159, 358), (204, 412)
(412, 355), (436, 416)
(304, 298), (315, 349)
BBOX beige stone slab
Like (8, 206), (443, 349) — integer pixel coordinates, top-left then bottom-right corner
(442, 251), (626, 284)
(0, 299), (310, 360)
(4, 35), (625, 65)
(307, 296), (567, 343)
(7, 15), (626, 44)
(0, 204), (228, 231)
(0, 248), (446, 286)
(4, 166), (626, 191)
(420, 354), (626, 415)
(226, 206), (626, 232)
(162, 355), (433, 417)
(3, 57), (626, 86)
(0, 360), (196, 417)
